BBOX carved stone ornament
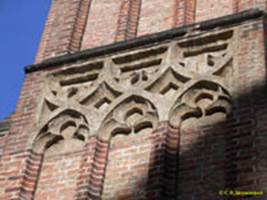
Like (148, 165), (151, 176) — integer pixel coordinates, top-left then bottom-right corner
(33, 109), (90, 155)
(34, 29), (235, 154)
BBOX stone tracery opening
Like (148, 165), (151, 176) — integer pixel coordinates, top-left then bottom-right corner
(25, 110), (91, 200)
(169, 80), (233, 199)
(97, 95), (160, 199)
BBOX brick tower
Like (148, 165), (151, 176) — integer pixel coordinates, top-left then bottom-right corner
(1, 0), (267, 199)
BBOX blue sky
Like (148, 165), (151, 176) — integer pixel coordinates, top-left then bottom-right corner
(0, 0), (50, 120)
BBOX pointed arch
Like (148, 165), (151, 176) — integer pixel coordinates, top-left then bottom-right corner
(146, 67), (191, 96)
(33, 109), (90, 154)
(98, 94), (159, 141)
(19, 109), (90, 199)
(169, 80), (232, 128)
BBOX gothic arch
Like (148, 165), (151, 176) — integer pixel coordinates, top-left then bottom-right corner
(19, 109), (91, 199)
(168, 80), (233, 199)
(98, 94), (159, 141)
(169, 80), (232, 128)
(33, 109), (90, 155)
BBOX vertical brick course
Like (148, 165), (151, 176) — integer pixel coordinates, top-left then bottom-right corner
(173, 0), (196, 27)
(163, 125), (179, 199)
(88, 139), (109, 199)
(19, 151), (43, 199)
(146, 126), (166, 199)
(35, 0), (91, 62)
(115, 0), (142, 41)
(0, 71), (44, 199)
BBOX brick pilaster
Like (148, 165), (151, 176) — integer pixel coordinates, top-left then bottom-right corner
(88, 139), (109, 199)
(115, 0), (142, 41)
(173, 0), (196, 27)
(35, 0), (92, 63)
(75, 137), (97, 200)
(19, 151), (43, 199)
(146, 125), (166, 199)
(163, 125), (179, 199)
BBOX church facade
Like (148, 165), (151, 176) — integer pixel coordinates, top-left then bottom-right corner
(1, 1), (267, 199)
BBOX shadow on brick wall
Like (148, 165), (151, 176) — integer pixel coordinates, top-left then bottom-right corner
(115, 82), (267, 200)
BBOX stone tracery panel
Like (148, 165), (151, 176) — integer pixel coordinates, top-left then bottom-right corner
(168, 80), (233, 199)
(166, 30), (234, 199)
(177, 30), (234, 76)
(98, 95), (159, 141)
(168, 30), (234, 127)
(24, 109), (92, 200)
(146, 67), (190, 98)
(169, 80), (232, 128)
(33, 109), (90, 155)
(79, 82), (122, 111)
(53, 61), (104, 87)
(111, 46), (168, 89)
(99, 95), (159, 199)
(36, 29), (236, 156)
(33, 28), (236, 199)
(38, 29), (235, 130)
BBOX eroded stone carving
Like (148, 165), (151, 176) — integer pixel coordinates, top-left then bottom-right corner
(177, 30), (234, 76)
(36, 29), (235, 148)
(79, 82), (122, 110)
(111, 46), (168, 89)
(169, 80), (232, 128)
(98, 95), (159, 141)
(53, 61), (104, 87)
(33, 109), (90, 155)
(146, 67), (190, 98)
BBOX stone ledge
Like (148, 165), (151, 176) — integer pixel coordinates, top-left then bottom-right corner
(25, 8), (264, 73)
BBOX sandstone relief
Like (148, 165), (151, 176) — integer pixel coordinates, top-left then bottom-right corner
(34, 29), (235, 155)
(169, 80), (232, 129)
(98, 95), (159, 141)
(33, 109), (90, 155)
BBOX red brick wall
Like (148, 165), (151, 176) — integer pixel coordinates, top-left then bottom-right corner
(102, 124), (177, 199)
(35, 0), (267, 62)
(35, 0), (91, 63)
(2, 8), (267, 200)
(232, 17), (266, 193)
(137, 0), (175, 36)
(195, 0), (235, 22)
(179, 123), (229, 199)
(35, 152), (81, 200)
(0, 121), (10, 162)
(81, 0), (123, 50)
(173, 0), (196, 26)
(102, 129), (156, 199)
(0, 71), (44, 199)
